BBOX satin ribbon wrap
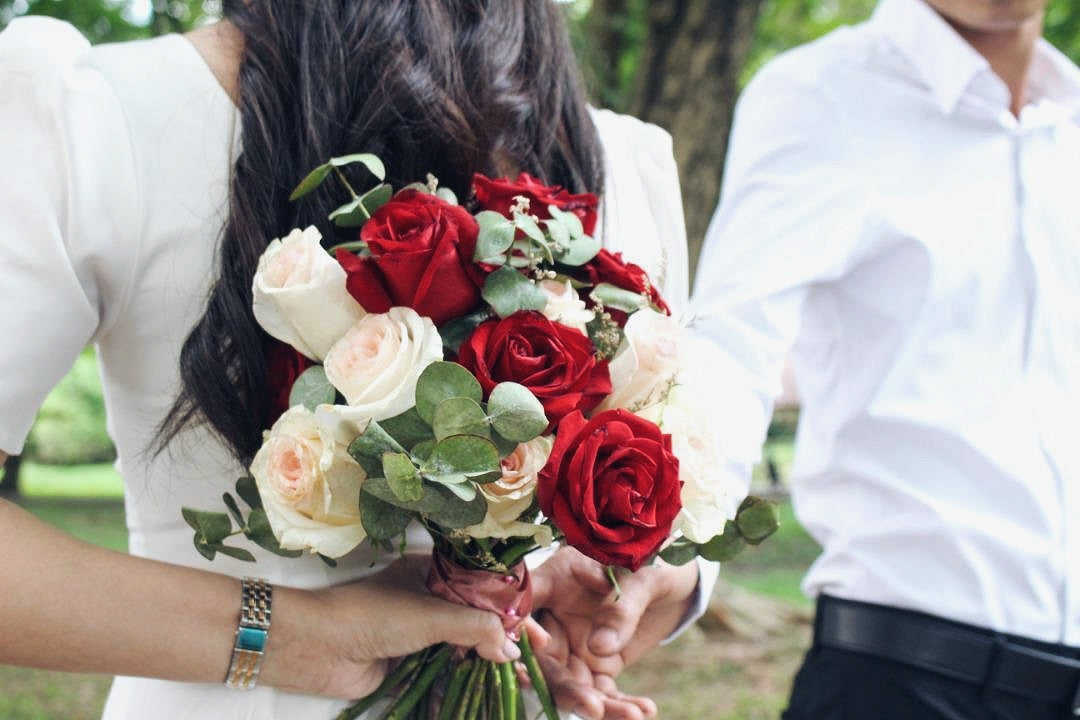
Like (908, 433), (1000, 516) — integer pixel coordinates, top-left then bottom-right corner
(427, 551), (534, 637)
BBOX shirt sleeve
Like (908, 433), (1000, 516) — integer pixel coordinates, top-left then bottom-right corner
(684, 57), (873, 498)
(0, 17), (139, 455)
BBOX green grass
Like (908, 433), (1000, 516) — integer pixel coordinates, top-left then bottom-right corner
(18, 461), (123, 499)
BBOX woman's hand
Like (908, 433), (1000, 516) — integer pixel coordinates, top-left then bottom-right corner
(261, 555), (519, 699)
(529, 547), (700, 719)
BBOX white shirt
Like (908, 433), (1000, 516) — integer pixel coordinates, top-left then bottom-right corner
(689, 0), (1080, 644)
(0, 17), (711, 717)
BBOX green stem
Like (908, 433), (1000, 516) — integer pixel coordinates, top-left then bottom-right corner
(453, 660), (485, 720)
(605, 565), (623, 601)
(335, 649), (428, 720)
(384, 645), (453, 720)
(463, 668), (486, 720)
(334, 166), (362, 200)
(499, 661), (517, 720)
(518, 631), (558, 720)
(438, 658), (474, 720)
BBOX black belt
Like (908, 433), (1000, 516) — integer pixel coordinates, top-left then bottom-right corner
(815, 595), (1080, 712)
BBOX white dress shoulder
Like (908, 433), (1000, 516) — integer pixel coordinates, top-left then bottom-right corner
(0, 16), (695, 719)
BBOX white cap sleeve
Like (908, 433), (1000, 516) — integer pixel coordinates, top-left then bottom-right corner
(590, 107), (690, 314)
(0, 18), (139, 455)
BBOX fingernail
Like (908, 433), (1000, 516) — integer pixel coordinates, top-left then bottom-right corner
(503, 637), (521, 660)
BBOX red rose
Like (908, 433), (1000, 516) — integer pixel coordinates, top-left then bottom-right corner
(337, 190), (484, 326)
(580, 249), (670, 325)
(473, 172), (599, 236)
(538, 409), (682, 571)
(264, 339), (314, 425)
(456, 312), (611, 428)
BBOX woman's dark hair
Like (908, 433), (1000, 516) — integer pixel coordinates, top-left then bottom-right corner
(158, 0), (604, 465)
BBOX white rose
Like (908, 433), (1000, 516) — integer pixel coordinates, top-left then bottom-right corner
(323, 306), (443, 423)
(539, 279), (594, 334)
(252, 225), (366, 361)
(250, 406), (367, 558)
(596, 308), (683, 419)
(663, 401), (740, 544)
(465, 436), (554, 545)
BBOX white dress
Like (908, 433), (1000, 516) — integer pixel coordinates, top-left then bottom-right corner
(0, 16), (695, 720)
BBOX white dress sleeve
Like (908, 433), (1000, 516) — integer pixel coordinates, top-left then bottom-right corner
(0, 17), (139, 455)
(590, 107), (719, 640)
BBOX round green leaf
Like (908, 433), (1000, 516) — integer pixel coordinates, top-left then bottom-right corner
(360, 490), (412, 541)
(556, 231), (601, 267)
(289, 366), (337, 411)
(735, 496), (781, 544)
(699, 520), (747, 562)
(246, 508), (303, 558)
(379, 408), (435, 451)
(289, 163), (333, 201)
(487, 382), (548, 442)
(482, 266), (547, 319)
(424, 435), (501, 476)
(328, 153), (386, 180)
(382, 452), (423, 503)
(348, 420), (409, 476)
(475, 210), (516, 263)
(432, 397), (491, 441)
(181, 507), (232, 545)
(415, 362), (483, 424)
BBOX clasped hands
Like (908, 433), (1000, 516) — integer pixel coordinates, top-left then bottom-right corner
(528, 547), (701, 720)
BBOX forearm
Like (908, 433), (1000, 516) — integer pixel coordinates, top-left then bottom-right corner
(0, 497), (237, 682)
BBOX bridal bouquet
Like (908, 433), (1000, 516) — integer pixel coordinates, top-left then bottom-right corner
(183, 154), (778, 719)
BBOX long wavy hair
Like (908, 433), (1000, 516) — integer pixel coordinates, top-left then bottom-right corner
(157, 0), (604, 465)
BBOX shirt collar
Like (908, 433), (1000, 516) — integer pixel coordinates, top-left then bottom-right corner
(870, 0), (996, 115)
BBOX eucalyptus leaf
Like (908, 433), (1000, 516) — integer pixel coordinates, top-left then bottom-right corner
(426, 490), (487, 529)
(424, 435), (500, 476)
(382, 452), (423, 503)
(214, 545), (257, 563)
(490, 430), (520, 458)
(380, 408), (435, 450)
(547, 204), (586, 240)
(289, 163), (333, 201)
(246, 508), (303, 558)
(698, 521), (747, 562)
(438, 307), (493, 356)
(289, 366), (337, 411)
(410, 439), (435, 463)
(555, 231), (601, 267)
(432, 397), (490, 441)
(475, 210), (517, 263)
(482, 266), (547, 319)
(359, 183), (392, 216)
(328, 153), (386, 180)
(415, 362), (483, 425)
(544, 214), (571, 249)
(236, 476), (262, 510)
(437, 480), (478, 502)
(435, 187), (458, 205)
(514, 213), (547, 244)
(193, 536), (217, 562)
(591, 282), (649, 313)
(328, 197), (366, 227)
(361, 476), (481, 528)
(222, 492), (245, 527)
(360, 490), (413, 541)
(487, 382), (548, 442)
(348, 421), (409, 476)
(181, 507), (232, 545)
(659, 538), (700, 566)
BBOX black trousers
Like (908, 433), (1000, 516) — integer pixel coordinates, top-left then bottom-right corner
(781, 596), (1080, 720)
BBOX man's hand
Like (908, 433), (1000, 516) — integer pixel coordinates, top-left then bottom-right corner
(529, 547), (700, 719)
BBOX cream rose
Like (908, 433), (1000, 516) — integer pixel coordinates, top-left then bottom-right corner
(663, 400), (740, 544)
(323, 306), (443, 423)
(595, 308), (683, 420)
(465, 436), (554, 544)
(539, 279), (594, 334)
(252, 225), (366, 360)
(250, 406), (367, 558)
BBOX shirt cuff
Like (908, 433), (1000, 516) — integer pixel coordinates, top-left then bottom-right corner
(660, 557), (720, 645)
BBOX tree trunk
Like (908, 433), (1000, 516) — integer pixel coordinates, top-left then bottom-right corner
(0, 454), (21, 496)
(630, 0), (764, 277)
(580, 0), (635, 111)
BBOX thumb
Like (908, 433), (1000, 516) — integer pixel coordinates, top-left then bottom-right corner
(423, 600), (520, 663)
(587, 571), (653, 657)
